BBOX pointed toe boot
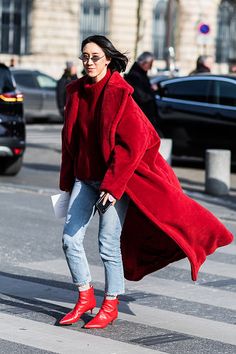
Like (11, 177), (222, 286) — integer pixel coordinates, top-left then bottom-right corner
(84, 297), (119, 329)
(59, 286), (96, 325)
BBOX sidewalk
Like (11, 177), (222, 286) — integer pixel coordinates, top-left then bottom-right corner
(173, 166), (236, 235)
(173, 166), (236, 193)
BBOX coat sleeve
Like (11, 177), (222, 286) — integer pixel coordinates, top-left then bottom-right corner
(59, 79), (83, 191)
(59, 126), (75, 191)
(100, 96), (158, 200)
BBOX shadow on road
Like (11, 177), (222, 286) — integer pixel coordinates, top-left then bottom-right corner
(0, 271), (135, 324)
(23, 162), (60, 172)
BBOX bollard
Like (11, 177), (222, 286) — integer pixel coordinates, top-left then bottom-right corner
(205, 149), (231, 196)
(159, 139), (173, 165)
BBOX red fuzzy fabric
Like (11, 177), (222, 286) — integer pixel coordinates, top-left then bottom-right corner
(60, 71), (234, 282)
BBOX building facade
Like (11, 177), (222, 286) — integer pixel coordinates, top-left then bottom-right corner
(0, 0), (235, 78)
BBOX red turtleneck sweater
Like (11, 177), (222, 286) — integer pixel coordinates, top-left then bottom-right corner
(75, 70), (111, 181)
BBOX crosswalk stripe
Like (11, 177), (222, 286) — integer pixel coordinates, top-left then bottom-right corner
(26, 133), (60, 143)
(119, 301), (236, 346)
(27, 138), (59, 143)
(172, 258), (236, 278)
(1, 273), (235, 346)
(46, 297), (236, 347)
(0, 313), (160, 354)
(19, 259), (236, 311)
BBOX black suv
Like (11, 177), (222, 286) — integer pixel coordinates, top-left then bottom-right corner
(0, 63), (25, 175)
(155, 75), (236, 163)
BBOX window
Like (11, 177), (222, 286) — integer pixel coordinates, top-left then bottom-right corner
(80, 0), (109, 41)
(215, 80), (236, 106)
(36, 74), (56, 90)
(13, 72), (38, 89)
(216, 0), (236, 63)
(162, 80), (213, 103)
(153, 0), (178, 60)
(0, 0), (32, 55)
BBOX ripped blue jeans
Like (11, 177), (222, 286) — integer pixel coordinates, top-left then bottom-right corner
(62, 180), (129, 295)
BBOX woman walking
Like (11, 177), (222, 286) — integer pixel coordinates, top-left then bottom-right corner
(59, 35), (233, 329)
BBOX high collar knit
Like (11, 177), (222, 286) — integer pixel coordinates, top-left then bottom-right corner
(75, 68), (112, 181)
(83, 69), (111, 96)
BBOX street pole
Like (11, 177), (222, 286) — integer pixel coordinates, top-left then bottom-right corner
(134, 0), (143, 59)
(165, 0), (175, 69)
(165, 0), (177, 76)
(165, 0), (172, 51)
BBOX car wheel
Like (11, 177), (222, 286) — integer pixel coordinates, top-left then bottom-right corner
(0, 156), (23, 176)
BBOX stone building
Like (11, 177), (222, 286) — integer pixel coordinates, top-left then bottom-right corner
(0, 0), (235, 78)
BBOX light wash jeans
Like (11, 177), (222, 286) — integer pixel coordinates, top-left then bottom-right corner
(62, 179), (129, 296)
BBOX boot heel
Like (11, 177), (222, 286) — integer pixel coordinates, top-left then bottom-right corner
(110, 317), (117, 325)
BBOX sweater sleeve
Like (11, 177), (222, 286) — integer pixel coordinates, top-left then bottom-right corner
(100, 97), (153, 200)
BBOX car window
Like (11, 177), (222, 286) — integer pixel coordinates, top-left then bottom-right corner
(36, 74), (56, 89)
(162, 80), (213, 103)
(0, 65), (15, 93)
(214, 80), (236, 106)
(13, 73), (39, 89)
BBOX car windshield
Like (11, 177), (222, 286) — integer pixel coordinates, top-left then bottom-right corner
(36, 74), (56, 89)
(0, 64), (15, 93)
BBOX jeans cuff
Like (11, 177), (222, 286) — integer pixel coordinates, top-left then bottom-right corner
(106, 290), (125, 296)
(74, 278), (92, 287)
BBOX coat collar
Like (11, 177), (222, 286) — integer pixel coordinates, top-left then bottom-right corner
(64, 71), (134, 156)
(66, 70), (134, 96)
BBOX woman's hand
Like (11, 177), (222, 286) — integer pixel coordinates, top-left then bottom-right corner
(100, 191), (116, 206)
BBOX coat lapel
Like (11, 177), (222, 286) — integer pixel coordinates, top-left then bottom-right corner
(99, 72), (133, 162)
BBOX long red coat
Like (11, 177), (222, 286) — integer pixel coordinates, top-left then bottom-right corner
(60, 71), (234, 282)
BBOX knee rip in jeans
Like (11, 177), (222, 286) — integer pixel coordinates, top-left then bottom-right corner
(62, 243), (68, 252)
(65, 214), (71, 224)
(62, 236), (71, 251)
(63, 234), (83, 251)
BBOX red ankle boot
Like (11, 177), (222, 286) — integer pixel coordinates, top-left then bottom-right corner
(59, 286), (96, 325)
(84, 297), (119, 329)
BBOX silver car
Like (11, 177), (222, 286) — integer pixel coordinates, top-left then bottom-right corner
(10, 68), (62, 123)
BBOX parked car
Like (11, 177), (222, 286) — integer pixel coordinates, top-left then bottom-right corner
(0, 63), (25, 175)
(154, 75), (236, 163)
(10, 68), (62, 122)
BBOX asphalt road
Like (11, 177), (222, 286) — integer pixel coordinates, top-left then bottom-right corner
(0, 124), (235, 354)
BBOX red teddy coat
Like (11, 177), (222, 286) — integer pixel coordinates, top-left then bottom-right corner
(60, 71), (234, 282)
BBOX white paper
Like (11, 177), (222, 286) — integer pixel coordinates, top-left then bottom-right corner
(51, 192), (70, 218)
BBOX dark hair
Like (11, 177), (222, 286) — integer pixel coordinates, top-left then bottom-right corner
(81, 35), (128, 73)
(196, 55), (209, 68)
(137, 51), (154, 63)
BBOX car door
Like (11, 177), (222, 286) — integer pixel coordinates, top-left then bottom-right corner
(211, 78), (236, 160)
(12, 71), (43, 118)
(35, 72), (59, 118)
(156, 78), (215, 158)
